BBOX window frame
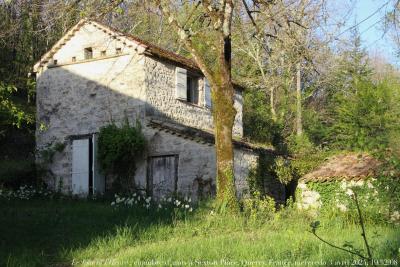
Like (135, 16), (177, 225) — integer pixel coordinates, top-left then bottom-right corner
(186, 72), (200, 105)
(84, 47), (93, 60)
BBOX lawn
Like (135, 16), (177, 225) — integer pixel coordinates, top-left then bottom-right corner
(0, 198), (398, 267)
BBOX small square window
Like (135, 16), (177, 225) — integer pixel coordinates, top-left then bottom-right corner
(101, 50), (106, 57)
(187, 75), (199, 105)
(116, 48), (122, 54)
(72, 57), (76, 62)
(84, 47), (93, 60)
(53, 59), (58, 65)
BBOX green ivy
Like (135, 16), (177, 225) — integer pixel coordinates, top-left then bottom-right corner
(307, 181), (341, 207)
(97, 120), (146, 193)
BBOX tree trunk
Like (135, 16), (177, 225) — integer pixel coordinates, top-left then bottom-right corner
(154, 0), (238, 210)
(296, 62), (303, 136)
(210, 31), (238, 211)
(212, 82), (237, 210)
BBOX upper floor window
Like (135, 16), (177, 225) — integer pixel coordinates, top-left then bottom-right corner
(101, 50), (106, 57)
(186, 75), (199, 105)
(116, 48), (122, 54)
(175, 67), (200, 105)
(84, 47), (93, 60)
(72, 56), (76, 62)
(175, 67), (211, 107)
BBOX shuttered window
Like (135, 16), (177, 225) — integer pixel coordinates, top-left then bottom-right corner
(187, 75), (199, 104)
(204, 78), (212, 108)
(175, 67), (187, 100)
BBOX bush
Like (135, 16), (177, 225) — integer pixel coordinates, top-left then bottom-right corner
(306, 179), (399, 225)
(0, 159), (36, 189)
(241, 191), (276, 223)
(97, 120), (146, 193)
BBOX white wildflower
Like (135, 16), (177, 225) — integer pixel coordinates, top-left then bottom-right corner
(345, 189), (354, 196)
(111, 201), (115, 206)
(185, 204), (190, 209)
(340, 181), (347, 190)
(158, 204), (162, 209)
(167, 197), (172, 202)
(367, 182), (374, 189)
(390, 211), (400, 222)
(336, 203), (347, 212)
(189, 208), (193, 212)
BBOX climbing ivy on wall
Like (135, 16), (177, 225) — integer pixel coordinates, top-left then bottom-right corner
(304, 179), (396, 224)
(97, 120), (146, 193)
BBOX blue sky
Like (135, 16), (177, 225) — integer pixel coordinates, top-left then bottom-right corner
(350, 0), (398, 65)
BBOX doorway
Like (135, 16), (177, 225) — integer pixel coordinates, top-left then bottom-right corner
(147, 155), (178, 197)
(71, 135), (105, 195)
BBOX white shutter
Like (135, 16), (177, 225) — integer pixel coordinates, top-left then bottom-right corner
(204, 78), (212, 108)
(175, 67), (187, 100)
(72, 139), (89, 195)
(92, 134), (105, 195)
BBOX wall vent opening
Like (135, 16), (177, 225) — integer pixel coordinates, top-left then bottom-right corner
(84, 47), (93, 60)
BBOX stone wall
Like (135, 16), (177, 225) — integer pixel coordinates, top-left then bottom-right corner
(36, 51), (146, 190)
(50, 23), (136, 64)
(144, 57), (244, 137)
(296, 182), (322, 210)
(137, 127), (257, 201)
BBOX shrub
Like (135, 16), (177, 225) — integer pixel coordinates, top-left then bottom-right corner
(97, 120), (146, 193)
(0, 159), (36, 189)
(306, 179), (398, 225)
(241, 191), (276, 223)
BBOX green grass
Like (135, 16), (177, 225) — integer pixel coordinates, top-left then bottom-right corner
(0, 199), (398, 267)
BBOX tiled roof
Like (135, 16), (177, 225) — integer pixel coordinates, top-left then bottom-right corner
(147, 117), (275, 153)
(33, 19), (245, 90)
(301, 153), (381, 183)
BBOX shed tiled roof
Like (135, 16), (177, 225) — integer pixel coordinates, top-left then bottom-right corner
(301, 153), (381, 183)
(147, 117), (275, 153)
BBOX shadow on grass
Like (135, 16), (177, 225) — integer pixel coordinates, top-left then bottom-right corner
(0, 198), (186, 267)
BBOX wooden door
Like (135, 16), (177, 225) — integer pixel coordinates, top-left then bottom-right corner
(148, 155), (178, 197)
(72, 139), (90, 195)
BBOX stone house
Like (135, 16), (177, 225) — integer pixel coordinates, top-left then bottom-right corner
(33, 19), (269, 200)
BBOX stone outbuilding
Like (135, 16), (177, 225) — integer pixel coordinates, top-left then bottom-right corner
(33, 19), (272, 200)
(297, 153), (381, 210)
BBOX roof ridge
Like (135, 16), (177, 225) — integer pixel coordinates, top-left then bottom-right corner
(32, 19), (245, 90)
(33, 19), (199, 72)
